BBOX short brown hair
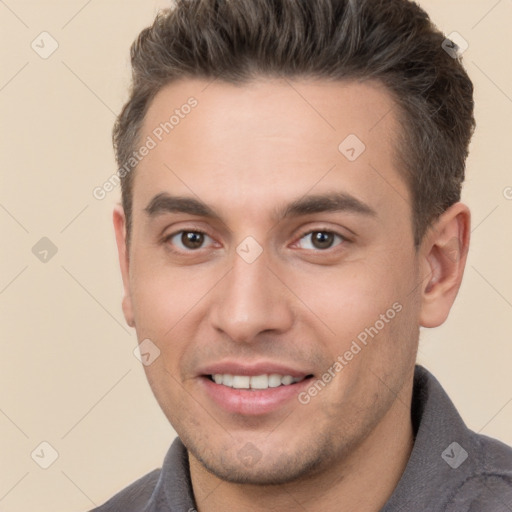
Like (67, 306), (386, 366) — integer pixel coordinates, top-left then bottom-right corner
(113, 0), (475, 247)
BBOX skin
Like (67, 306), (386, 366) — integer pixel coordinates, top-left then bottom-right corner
(113, 77), (470, 512)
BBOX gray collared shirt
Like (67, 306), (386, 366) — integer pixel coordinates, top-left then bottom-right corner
(92, 365), (512, 511)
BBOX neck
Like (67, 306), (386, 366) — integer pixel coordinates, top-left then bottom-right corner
(189, 377), (415, 512)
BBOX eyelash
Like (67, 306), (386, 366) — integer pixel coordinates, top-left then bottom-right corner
(161, 228), (348, 253)
(294, 228), (348, 250)
(161, 229), (213, 252)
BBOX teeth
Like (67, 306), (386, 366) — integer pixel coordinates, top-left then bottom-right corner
(211, 373), (305, 390)
(268, 374), (282, 388)
(232, 375), (250, 389)
(250, 375), (268, 389)
(281, 375), (294, 385)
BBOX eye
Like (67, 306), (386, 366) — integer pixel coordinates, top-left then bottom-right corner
(296, 230), (346, 250)
(165, 230), (215, 251)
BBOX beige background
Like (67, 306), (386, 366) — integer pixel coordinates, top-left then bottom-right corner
(1, 1), (511, 510)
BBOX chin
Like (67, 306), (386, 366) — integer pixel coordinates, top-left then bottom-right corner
(186, 435), (336, 486)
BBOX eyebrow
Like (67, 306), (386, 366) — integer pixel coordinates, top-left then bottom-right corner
(144, 191), (377, 222)
(144, 193), (221, 219)
(277, 192), (376, 219)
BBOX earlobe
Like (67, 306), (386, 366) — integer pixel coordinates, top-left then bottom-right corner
(113, 205), (136, 328)
(419, 203), (470, 328)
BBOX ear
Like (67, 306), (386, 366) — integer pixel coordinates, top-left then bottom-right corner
(113, 204), (135, 328)
(418, 202), (471, 328)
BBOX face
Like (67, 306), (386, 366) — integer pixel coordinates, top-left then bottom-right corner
(115, 78), (426, 484)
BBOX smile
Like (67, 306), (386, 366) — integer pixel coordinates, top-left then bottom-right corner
(210, 373), (307, 390)
(200, 372), (314, 415)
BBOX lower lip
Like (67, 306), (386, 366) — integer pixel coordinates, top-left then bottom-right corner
(199, 376), (313, 415)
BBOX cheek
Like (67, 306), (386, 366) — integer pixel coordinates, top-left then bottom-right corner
(129, 253), (212, 338)
(293, 261), (405, 338)
(142, 359), (198, 433)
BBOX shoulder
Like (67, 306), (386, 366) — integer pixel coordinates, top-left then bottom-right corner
(443, 433), (512, 512)
(89, 468), (161, 512)
(88, 436), (194, 512)
(397, 366), (512, 512)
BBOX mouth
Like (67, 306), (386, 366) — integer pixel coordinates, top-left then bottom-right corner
(206, 373), (313, 390)
(199, 371), (315, 415)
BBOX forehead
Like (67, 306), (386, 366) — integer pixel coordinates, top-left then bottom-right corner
(132, 77), (408, 222)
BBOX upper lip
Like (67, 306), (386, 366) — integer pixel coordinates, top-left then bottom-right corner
(197, 361), (313, 378)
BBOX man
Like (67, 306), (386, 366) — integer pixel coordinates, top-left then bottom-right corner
(94, 0), (512, 510)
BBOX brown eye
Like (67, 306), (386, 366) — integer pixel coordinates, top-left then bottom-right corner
(313, 232), (335, 249)
(181, 231), (204, 249)
(166, 230), (214, 251)
(297, 230), (345, 250)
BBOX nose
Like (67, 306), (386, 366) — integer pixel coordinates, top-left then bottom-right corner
(209, 248), (294, 343)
